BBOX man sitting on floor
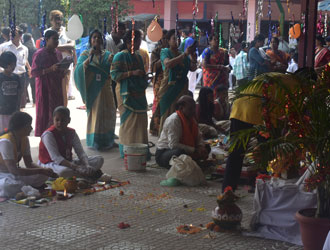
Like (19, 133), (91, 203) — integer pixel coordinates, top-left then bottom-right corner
(155, 95), (209, 169)
(38, 106), (111, 182)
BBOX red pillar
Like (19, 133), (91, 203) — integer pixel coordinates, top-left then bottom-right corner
(298, 0), (319, 68)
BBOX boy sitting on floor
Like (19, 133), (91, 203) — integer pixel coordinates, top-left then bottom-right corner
(38, 106), (111, 182)
(155, 95), (210, 169)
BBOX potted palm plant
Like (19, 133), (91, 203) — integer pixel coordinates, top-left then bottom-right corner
(229, 67), (330, 250)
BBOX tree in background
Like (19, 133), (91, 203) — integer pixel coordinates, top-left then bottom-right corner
(0, 0), (132, 35)
(70, 0), (133, 33)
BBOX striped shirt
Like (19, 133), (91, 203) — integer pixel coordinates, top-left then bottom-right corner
(233, 50), (249, 80)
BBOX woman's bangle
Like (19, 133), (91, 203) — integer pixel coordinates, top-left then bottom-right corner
(128, 71), (131, 77)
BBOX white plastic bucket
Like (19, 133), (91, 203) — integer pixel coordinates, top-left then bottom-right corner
(123, 143), (148, 171)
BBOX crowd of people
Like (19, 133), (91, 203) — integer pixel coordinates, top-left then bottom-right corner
(0, 9), (328, 198)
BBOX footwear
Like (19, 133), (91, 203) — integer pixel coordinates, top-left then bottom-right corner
(99, 173), (112, 183)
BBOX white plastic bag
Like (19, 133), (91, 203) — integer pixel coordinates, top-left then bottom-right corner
(166, 154), (206, 186)
(21, 186), (40, 197)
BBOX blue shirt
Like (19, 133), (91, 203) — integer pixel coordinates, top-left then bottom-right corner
(248, 47), (268, 80)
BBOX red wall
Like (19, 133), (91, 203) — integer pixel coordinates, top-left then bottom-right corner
(131, 0), (301, 21)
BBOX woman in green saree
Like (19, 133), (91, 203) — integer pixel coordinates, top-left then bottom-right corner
(110, 30), (149, 157)
(158, 29), (197, 134)
(74, 30), (116, 150)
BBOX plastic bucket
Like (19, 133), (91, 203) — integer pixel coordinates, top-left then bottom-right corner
(124, 143), (148, 171)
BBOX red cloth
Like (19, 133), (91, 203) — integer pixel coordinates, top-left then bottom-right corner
(176, 110), (199, 148)
(36, 39), (41, 49)
(31, 48), (64, 136)
(315, 47), (330, 68)
(39, 125), (75, 164)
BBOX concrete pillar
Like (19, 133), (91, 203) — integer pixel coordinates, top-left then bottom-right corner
(246, 0), (258, 42)
(164, 0), (177, 30)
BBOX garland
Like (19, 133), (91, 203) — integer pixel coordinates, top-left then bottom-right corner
(131, 18), (135, 54)
(267, 0), (272, 47)
(41, 11), (46, 47)
(256, 0), (264, 33)
(103, 17), (107, 49)
(219, 23), (222, 48)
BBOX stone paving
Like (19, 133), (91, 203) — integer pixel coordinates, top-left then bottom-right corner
(0, 87), (303, 250)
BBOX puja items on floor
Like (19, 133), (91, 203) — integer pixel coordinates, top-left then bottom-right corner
(212, 186), (242, 230)
(176, 224), (202, 234)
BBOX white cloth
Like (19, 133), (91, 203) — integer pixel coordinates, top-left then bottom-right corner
(0, 115), (11, 132)
(245, 174), (317, 246)
(140, 40), (149, 53)
(105, 34), (123, 55)
(0, 41), (28, 75)
(0, 172), (48, 198)
(40, 131), (89, 165)
(39, 155), (103, 178)
(157, 112), (204, 154)
(67, 66), (75, 97)
(323, 231), (330, 250)
(187, 68), (202, 93)
(287, 59), (298, 73)
(0, 138), (46, 198)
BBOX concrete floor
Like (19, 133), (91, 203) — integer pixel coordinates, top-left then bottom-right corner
(0, 86), (303, 250)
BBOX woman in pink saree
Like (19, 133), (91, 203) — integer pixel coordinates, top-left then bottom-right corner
(31, 30), (65, 136)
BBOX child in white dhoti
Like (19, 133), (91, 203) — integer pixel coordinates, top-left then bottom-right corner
(38, 106), (111, 182)
(0, 112), (58, 198)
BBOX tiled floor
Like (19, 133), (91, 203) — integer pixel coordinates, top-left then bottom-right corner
(0, 87), (303, 250)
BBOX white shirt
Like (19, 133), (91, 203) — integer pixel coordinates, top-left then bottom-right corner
(41, 131), (88, 165)
(0, 41), (28, 75)
(0, 138), (31, 173)
(157, 112), (204, 154)
(105, 34), (123, 55)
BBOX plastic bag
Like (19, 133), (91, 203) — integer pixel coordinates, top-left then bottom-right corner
(21, 186), (40, 197)
(166, 154), (206, 186)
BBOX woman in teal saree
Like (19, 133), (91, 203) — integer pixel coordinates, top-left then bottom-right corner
(110, 30), (149, 157)
(74, 30), (116, 150)
(158, 29), (197, 134)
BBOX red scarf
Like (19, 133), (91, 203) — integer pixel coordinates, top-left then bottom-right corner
(176, 110), (199, 148)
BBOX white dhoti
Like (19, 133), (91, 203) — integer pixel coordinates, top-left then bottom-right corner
(0, 172), (48, 198)
(39, 155), (104, 178)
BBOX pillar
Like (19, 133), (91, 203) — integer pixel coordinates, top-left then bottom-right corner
(246, 0), (258, 42)
(298, 0), (318, 68)
(164, 0), (177, 30)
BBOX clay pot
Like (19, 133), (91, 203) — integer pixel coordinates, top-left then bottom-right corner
(64, 180), (77, 193)
(212, 203), (242, 230)
(295, 208), (330, 250)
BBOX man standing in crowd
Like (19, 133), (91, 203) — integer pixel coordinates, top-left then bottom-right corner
(0, 27), (10, 45)
(233, 41), (249, 87)
(0, 28), (30, 109)
(46, 10), (76, 106)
